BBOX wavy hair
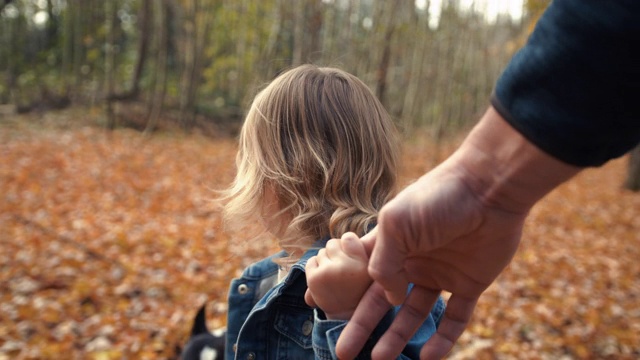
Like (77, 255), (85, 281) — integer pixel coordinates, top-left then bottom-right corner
(220, 65), (399, 262)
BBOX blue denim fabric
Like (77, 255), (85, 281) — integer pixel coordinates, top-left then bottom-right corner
(225, 238), (446, 360)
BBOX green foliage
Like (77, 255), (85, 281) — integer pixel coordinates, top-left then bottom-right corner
(1, 0), (528, 133)
(198, 0), (277, 107)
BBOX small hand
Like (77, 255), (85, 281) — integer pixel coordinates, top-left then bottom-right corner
(305, 233), (372, 320)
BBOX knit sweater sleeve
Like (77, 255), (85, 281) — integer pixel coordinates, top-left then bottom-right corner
(492, 0), (640, 167)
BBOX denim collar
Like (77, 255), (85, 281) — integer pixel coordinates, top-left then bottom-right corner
(283, 235), (330, 274)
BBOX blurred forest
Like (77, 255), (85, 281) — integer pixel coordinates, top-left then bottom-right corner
(2, 0), (640, 359)
(0, 0), (537, 136)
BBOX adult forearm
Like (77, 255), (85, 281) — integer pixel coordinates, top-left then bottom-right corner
(451, 106), (582, 215)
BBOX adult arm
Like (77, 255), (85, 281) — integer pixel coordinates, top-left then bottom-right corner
(492, 0), (639, 166)
(336, 106), (581, 359)
(337, 0), (639, 358)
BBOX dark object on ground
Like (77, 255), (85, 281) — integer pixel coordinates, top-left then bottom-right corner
(181, 304), (226, 360)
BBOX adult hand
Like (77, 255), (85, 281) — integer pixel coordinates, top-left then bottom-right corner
(336, 107), (581, 359)
(345, 163), (524, 359)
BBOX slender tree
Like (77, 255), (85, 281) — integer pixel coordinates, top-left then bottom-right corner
(109, 0), (151, 102)
(624, 144), (640, 192)
(401, 3), (429, 134)
(105, 0), (118, 129)
(144, 0), (169, 134)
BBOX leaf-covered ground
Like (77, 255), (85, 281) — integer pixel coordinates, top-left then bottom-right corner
(1, 112), (639, 359)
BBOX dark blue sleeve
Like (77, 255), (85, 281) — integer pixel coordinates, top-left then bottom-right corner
(492, 0), (640, 167)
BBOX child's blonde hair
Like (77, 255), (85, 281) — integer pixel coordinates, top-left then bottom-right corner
(221, 65), (399, 260)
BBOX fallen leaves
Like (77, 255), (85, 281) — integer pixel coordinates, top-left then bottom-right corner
(445, 153), (640, 359)
(1, 115), (639, 359)
(1, 118), (268, 359)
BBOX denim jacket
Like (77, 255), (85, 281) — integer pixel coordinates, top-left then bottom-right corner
(226, 239), (446, 360)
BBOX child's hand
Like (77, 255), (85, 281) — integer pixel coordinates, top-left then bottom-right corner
(304, 233), (372, 320)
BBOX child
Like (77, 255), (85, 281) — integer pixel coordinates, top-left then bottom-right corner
(220, 64), (445, 359)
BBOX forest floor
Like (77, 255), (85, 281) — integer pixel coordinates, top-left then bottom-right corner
(1, 108), (639, 359)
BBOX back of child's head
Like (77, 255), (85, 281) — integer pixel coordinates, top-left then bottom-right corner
(222, 64), (399, 258)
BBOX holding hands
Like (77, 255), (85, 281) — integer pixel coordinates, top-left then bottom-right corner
(333, 108), (581, 359)
(305, 234), (373, 320)
(305, 108), (581, 359)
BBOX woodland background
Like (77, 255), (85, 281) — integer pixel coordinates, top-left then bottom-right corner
(1, 0), (536, 135)
(1, 0), (639, 359)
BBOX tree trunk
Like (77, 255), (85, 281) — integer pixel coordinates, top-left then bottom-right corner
(307, 0), (323, 63)
(104, 0), (117, 130)
(61, 0), (74, 92)
(401, 2), (429, 134)
(624, 144), (640, 192)
(5, 5), (17, 87)
(375, 1), (399, 107)
(73, 0), (84, 95)
(179, 0), (214, 129)
(343, 0), (354, 71)
(292, 0), (305, 65)
(230, 0), (247, 102)
(179, 0), (198, 128)
(321, 0), (335, 61)
(129, 0), (151, 98)
(260, 0), (282, 77)
(144, 0), (169, 135)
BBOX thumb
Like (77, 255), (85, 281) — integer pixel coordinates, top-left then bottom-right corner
(341, 233), (369, 261)
(304, 288), (317, 308)
(360, 226), (377, 257)
(368, 218), (408, 306)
